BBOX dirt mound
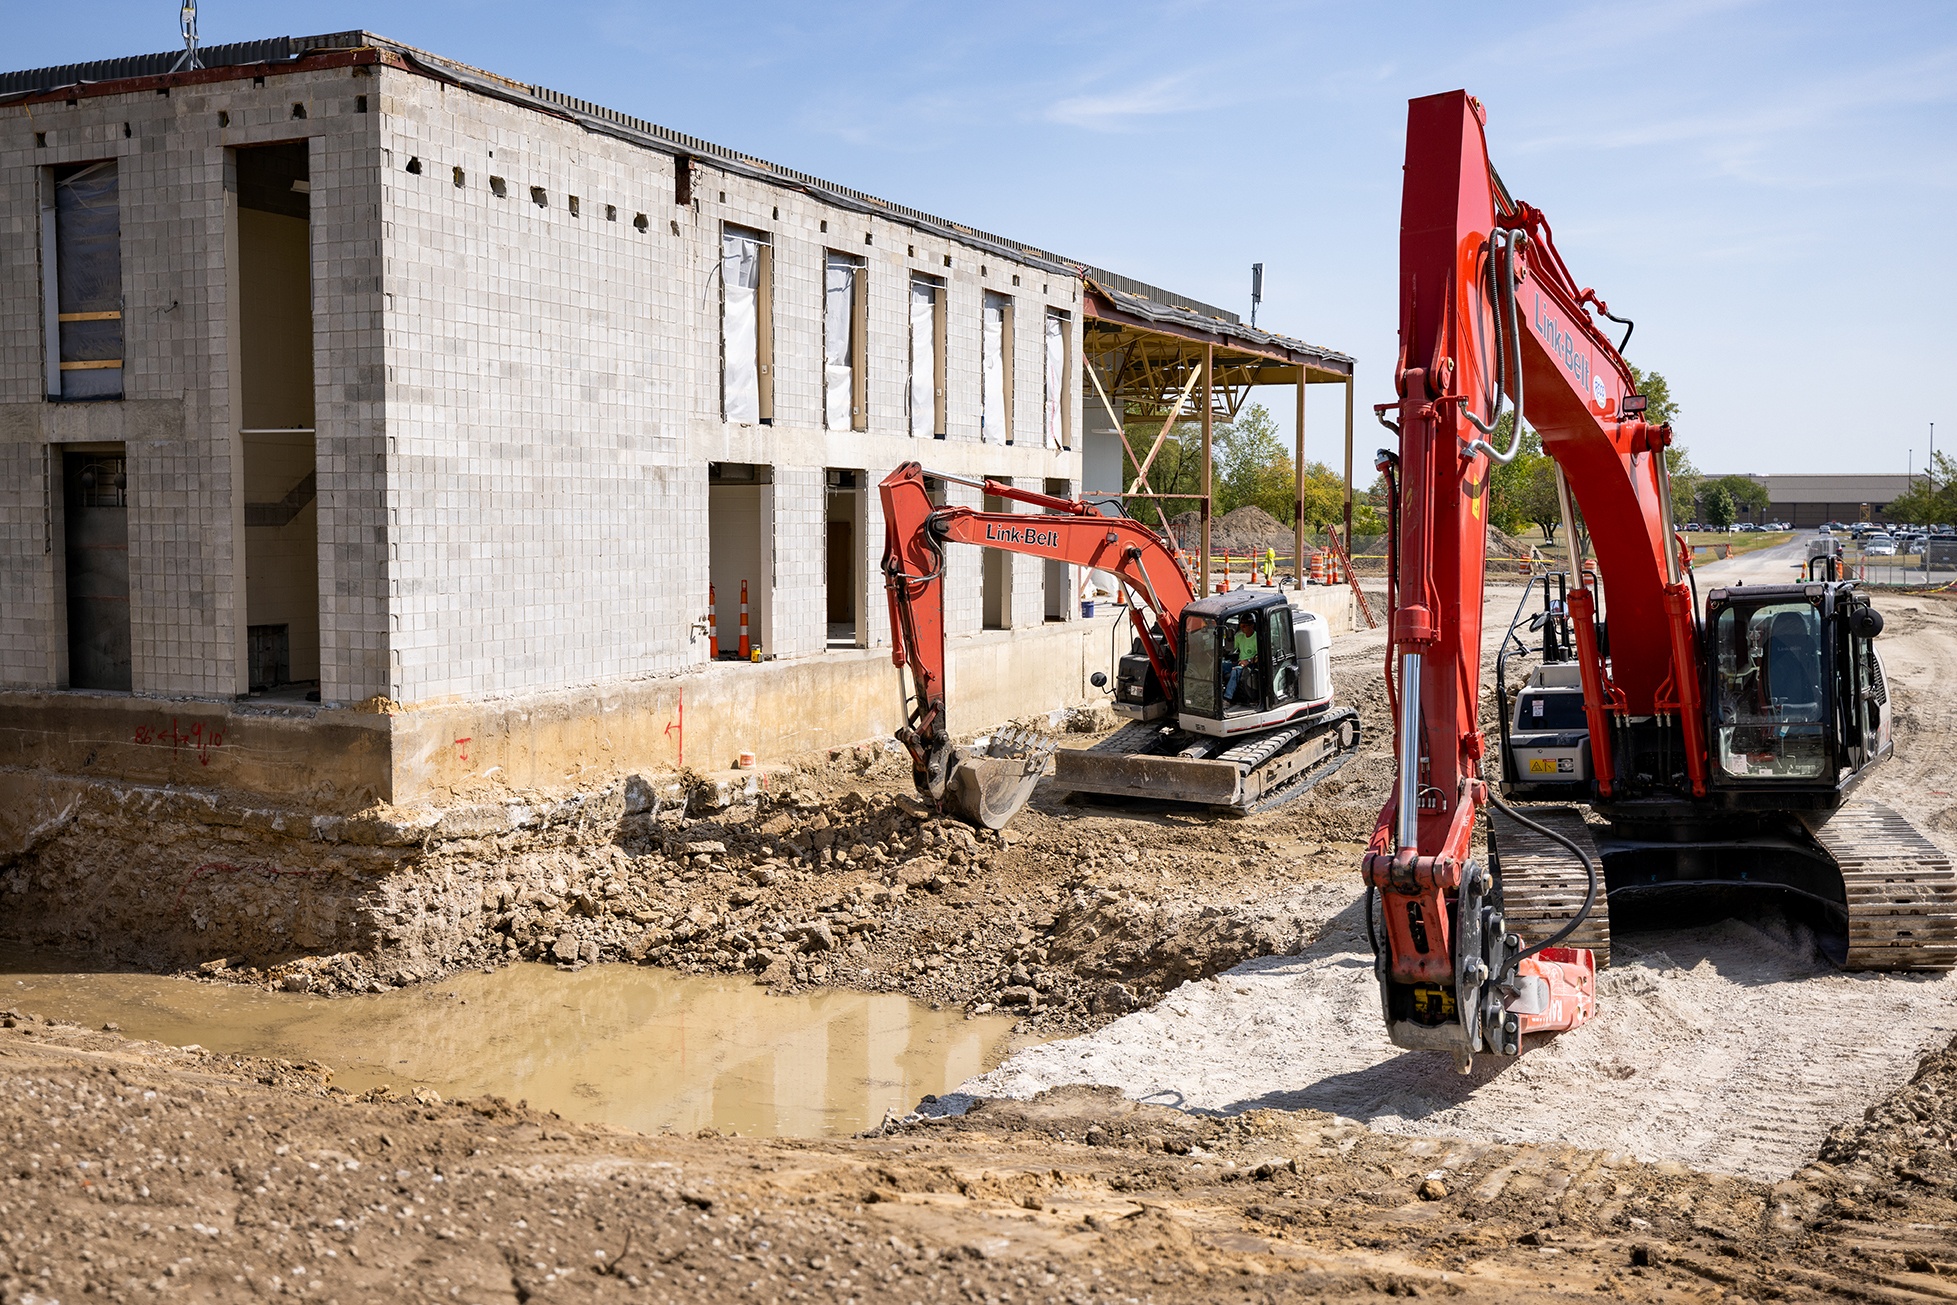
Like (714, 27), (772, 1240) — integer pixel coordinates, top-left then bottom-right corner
(1169, 505), (1295, 554)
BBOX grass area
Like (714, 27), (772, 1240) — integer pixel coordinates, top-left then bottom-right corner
(1679, 530), (1795, 557)
(1502, 526), (1795, 567)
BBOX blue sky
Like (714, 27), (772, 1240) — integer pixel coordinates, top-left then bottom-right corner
(15, 1), (1955, 474)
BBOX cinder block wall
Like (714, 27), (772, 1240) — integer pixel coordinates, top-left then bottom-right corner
(0, 56), (1088, 715)
(0, 65), (387, 701)
(371, 65), (1084, 705)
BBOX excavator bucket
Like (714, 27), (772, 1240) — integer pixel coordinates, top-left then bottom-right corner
(940, 725), (1057, 830)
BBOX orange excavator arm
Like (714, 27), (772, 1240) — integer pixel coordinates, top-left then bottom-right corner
(1362, 90), (1699, 1064)
(879, 461), (1195, 800)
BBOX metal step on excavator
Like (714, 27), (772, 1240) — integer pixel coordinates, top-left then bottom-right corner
(879, 464), (1360, 829)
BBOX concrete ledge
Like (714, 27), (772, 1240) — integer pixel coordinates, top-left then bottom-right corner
(0, 691), (394, 813)
(0, 621), (1115, 813)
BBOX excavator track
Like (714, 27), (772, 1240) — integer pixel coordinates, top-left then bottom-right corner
(1056, 708), (1360, 816)
(1807, 798), (1957, 971)
(1487, 804), (1611, 969)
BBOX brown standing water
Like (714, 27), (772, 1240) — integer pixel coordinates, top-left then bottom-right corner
(0, 944), (1019, 1137)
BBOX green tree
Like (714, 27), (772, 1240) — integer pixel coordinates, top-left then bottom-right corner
(1213, 403), (1295, 521)
(1708, 474), (1769, 521)
(1884, 451), (1957, 525)
(1703, 483), (1735, 531)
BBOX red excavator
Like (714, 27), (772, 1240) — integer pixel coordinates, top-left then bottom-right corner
(880, 466), (1360, 827)
(1366, 91), (1956, 1068)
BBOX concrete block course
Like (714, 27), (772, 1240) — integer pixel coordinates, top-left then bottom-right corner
(0, 36), (1302, 815)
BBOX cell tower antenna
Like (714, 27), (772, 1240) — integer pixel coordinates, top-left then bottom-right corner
(170, 0), (203, 72)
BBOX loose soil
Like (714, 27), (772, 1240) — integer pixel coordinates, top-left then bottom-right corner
(5, 563), (1956, 1299)
(1, 1015), (1951, 1303)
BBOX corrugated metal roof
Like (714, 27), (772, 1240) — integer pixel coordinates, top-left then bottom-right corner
(0, 31), (1339, 362)
(0, 31), (367, 96)
(1087, 278), (1353, 372)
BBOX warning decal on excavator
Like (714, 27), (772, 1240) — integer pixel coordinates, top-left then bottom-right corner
(1528, 757), (1574, 775)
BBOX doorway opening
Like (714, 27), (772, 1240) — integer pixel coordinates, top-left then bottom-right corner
(62, 447), (131, 691)
(1043, 477), (1072, 622)
(982, 478), (1013, 631)
(825, 469), (865, 648)
(235, 142), (319, 698)
(708, 463), (774, 660)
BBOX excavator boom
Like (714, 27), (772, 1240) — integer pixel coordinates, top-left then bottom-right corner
(1367, 91), (1952, 1068)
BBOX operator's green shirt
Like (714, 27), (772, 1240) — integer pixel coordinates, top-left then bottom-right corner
(1234, 629), (1258, 663)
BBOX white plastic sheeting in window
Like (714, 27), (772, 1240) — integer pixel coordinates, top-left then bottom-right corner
(824, 253), (857, 432)
(722, 231), (762, 423)
(908, 278), (938, 438)
(1044, 310), (1066, 449)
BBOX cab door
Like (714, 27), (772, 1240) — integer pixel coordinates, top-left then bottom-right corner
(1263, 605), (1300, 708)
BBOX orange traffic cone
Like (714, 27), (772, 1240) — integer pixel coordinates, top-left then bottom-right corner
(708, 583), (719, 659)
(738, 580), (752, 660)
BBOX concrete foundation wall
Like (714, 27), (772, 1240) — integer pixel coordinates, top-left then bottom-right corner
(0, 619), (1115, 821)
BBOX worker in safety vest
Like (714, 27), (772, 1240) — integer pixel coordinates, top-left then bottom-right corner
(1264, 546), (1277, 586)
(1225, 613), (1259, 703)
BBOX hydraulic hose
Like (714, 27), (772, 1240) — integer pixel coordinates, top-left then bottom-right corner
(1464, 229), (1530, 465)
(1484, 784), (1598, 975)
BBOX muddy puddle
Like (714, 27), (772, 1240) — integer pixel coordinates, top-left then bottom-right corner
(0, 944), (1018, 1137)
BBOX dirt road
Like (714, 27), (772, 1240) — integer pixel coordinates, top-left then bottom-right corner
(1, 1013), (1952, 1303)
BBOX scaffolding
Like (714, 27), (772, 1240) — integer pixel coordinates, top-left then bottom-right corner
(1079, 276), (1355, 594)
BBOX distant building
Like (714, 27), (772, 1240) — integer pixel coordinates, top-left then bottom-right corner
(1703, 474), (1917, 527)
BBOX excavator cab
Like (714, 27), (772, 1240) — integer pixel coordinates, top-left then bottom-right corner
(1176, 591), (1333, 738)
(1704, 583), (1890, 788)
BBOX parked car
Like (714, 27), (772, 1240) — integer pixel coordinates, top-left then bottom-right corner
(1865, 533), (1898, 557)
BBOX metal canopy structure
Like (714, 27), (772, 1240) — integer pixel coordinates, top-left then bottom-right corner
(1080, 276), (1358, 594)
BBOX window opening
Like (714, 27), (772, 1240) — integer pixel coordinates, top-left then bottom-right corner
(824, 252), (867, 432)
(720, 226), (773, 424)
(44, 160), (125, 400)
(907, 274), (945, 438)
(981, 291), (1013, 444)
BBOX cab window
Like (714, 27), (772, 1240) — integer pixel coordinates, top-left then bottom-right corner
(1182, 616), (1219, 715)
(1711, 600), (1826, 778)
(1265, 607), (1298, 704)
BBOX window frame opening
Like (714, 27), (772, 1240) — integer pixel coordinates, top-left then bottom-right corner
(720, 225), (774, 425)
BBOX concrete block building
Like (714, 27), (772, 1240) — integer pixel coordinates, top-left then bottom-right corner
(0, 32), (1353, 814)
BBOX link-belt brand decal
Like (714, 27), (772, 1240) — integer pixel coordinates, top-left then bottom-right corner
(1534, 292), (1590, 393)
(984, 522), (1061, 548)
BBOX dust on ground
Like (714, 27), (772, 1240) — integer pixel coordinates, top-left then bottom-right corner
(2, 1012), (1952, 1303)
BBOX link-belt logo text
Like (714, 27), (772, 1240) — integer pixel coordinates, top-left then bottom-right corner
(1534, 293), (1589, 391)
(984, 523), (1060, 548)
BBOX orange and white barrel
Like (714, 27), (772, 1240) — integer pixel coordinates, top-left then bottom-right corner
(738, 580), (752, 660)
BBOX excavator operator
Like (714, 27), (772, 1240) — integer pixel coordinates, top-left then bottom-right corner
(1225, 614), (1259, 705)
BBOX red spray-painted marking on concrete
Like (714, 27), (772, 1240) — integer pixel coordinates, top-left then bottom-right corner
(663, 692), (683, 768)
(174, 861), (321, 913)
(454, 737), (472, 762)
(132, 718), (225, 764)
